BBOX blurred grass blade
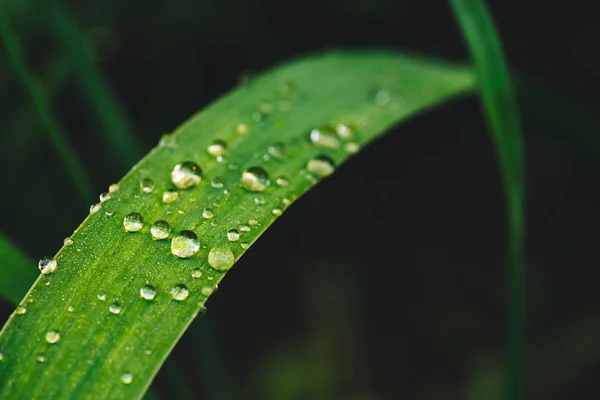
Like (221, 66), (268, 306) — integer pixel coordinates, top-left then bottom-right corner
(0, 234), (37, 305)
(0, 51), (475, 399)
(0, 5), (94, 207)
(43, 0), (144, 170)
(450, 0), (526, 398)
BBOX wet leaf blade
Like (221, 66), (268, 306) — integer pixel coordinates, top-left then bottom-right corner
(0, 234), (37, 305)
(0, 51), (475, 400)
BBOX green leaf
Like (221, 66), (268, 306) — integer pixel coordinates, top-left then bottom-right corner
(0, 234), (37, 305)
(449, 0), (526, 398)
(0, 51), (474, 399)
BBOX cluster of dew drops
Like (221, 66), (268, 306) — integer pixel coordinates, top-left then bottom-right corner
(4, 83), (388, 381)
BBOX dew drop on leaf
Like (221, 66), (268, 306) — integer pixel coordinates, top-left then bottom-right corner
(140, 285), (156, 301)
(171, 161), (202, 189)
(240, 166), (270, 192)
(254, 196), (266, 205)
(97, 294), (107, 301)
(38, 257), (57, 275)
(15, 306), (26, 315)
(109, 302), (122, 314)
(162, 189), (179, 203)
(90, 203), (102, 214)
(201, 286), (214, 296)
(202, 208), (214, 219)
(108, 183), (120, 193)
(151, 220), (171, 240)
(210, 177), (224, 188)
(240, 242), (250, 250)
(272, 208), (283, 216)
(207, 139), (227, 158)
(237, 123), (249, 135)
(140, 178), (155, 193)
(239, 225), (250, 232)
(227, 229), (240, 242)
(309, 127), (340, 149)
(123, 212), (144, 232)
(192, 268), (202, 278)
(99, 192), (111, 202)
(120, 373), (133, 385)
(171, 230), (200, 258)
(306, 155), (335, 178)
(335, 123), (353, 139)
(276, 176), (289, 186)
(344, 142), (360, 153)
(267, 142), (286, 159)
(37, 355), (46, 363)
(375, 90), (391, 105)
(45, 331), (60, 344)
(63, 237), (73, 246)
(171, 284), (189, 301)
(208, 245), (235, 271)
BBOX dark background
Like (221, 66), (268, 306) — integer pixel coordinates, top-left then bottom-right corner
(1, 0), (599, 398)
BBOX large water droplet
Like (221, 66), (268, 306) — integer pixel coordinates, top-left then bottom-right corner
(140, 285), (156, 300)
(171, 284), (189, 301)
(39, 257), (57, 275)
(227, 229), (240, 242)
(267, 142), (286, 159)
(120, 373), (133, 384)
(90, 203), (102, 214)
(208, 245), (235, 271)
(124, 212), (144, 232)
(64, 237), (73, 246)
(306, 155), (335, 178)
(45, 330), (61, 344)
(171, 230), (200, 258)
(309, 127), (340, 149)
(240, 167), (270, 192)
(202, 208), (214, 219)
(207, 140), (227, 158)
(15, 306), (26, 315)
(108, 183), (120, 193)
(151, 220), (171, 240)
(109, 302), (122, 314)
(171, 161), (202, 189)
(140, 178), (155, 193)
(162, 189), (179, 203)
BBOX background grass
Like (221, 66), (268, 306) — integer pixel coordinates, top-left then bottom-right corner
(1, 0), (599, 398)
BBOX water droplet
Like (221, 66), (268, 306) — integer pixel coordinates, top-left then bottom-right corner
(120, 373), (133, 384)
(171, 161), (202, 189)
(38, 257), (57, 275)
(90, 203), (102, 214)
(151, 220), (171, 240)
(37, 355), (46, 363)
(171, 230), (200, 258)
(109, 302), (122, 314)
(64, 237), (73, 246)
(309, 127), (340, 149)
(240, 167), (270, 192)
(0, 353), (3, 362)
(208, 245), (235, 271)
(171, 284), (189, 301)
(99, 192), (111, 202)
(344, 142), (360, 153)
(272, 208), (283, 216)
(45, 330), (61, 344)
(267, 142), (286, 159)
(162, 190), (179, 203)
(237, 123), (250, 135)
(282, 198), (291, 206)
(16, 306), (26, 315)
(258, 100), (273, 113)
(254, 196), (266, 205)
(211, 177), (224, 188)
(228, 162), (240, 171)
(140, 178), (155, 193)
(144, 349), (152, 355)
(140, 285), (156, 300)
(306, 155), (335, 178)
(108, 183), (120, 193)
(276, 176), (289, 186)
(123, 212), (144, 232)
(227, 229), (240, 241)
(239, 225), (251, 232)
(201, 286), (214, 296)
(202, 208), (214, 219)
(98, 294), (106, 301)
(248, 219), (258, 226)
(105, 211), (114, 217)
(207, 140), (227, 158)
(210, 220), (218, 227)
(192, 268), (202, 278)
(375, 90), (391, 105)
(240, 242), (250, 250)
(67, 306), (75, 312)
(335, 123), (353, 139)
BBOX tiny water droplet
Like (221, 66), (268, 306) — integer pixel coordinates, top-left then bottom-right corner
(67, 306), (75, 312)
(140, 285), (156, 300)
(240, 242), (250, 250)
(0, 353), (4, 362)
(344, 142), (360, 153)
(162, 189), (179, 203)
(171, 161), (202, 189)
(254, 196), (266, 205)
(108, 183), (120, 193)
(192, 268), (202, 278)
(239, 225), (250, 232)
(375, 90), (391, 105)
(171, 284), (189, 301)
(267, 142), (286, 159)
(207, 140), (227, 157)
(90, 203), (102, 214)
(203, 208), (214, 219)
(276, 176), (289, 186)
(309, 127), (340, 149)
(237, 123), (250, 135)
(335, 123), (353, 139)
(98, 294), (106, 301)
(144, 349), (152, 355)
(282, 198), (291, 206)
(45, 330), (61, 344)
(37, 355), (46, 363)
(210, 220), (218, 227)
(248, 219), (258, 226)
(208, 245), (235, 271)
(228, 162), (240, 171)
(171, 230), (200, 258)
(227, 229), (240, 241)
(140, 178), (155, 193)
(272, 208), (283, 216)
(63, 237), (73, 246)
(38, 257), (57, 275)
(306, 155), (335, 178)
(124, 212), (144, 232)
(16, 306), (26, 315)
(151, 220), (171, 240)
(240, 167), (270, 192)
(211, 177), (224, 188)
(109, 302), (122, 314)
(201, 286), (214, 296)
(105, 211), (114, 217)
(120, 373), (133, 384)
(99, 192), (111, 202)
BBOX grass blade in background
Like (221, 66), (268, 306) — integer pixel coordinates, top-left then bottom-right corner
(0, 4), (94, 206)
(0, 51), (474, 399)
(0, 234), (37, 305)
(449, 0), (526, 398)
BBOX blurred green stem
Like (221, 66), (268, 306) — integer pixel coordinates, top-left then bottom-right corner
(0, 4), (94, 207)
